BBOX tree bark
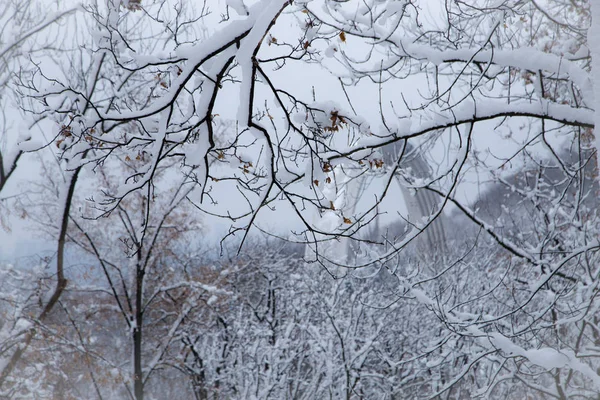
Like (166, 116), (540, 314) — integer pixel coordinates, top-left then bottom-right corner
(133, 262), (145, 400)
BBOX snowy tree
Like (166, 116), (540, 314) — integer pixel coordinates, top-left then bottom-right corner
(2, 0), (600, 398)
(0, 0), (79, 393)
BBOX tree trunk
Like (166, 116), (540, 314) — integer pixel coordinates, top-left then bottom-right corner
(133, 264), (144, 400)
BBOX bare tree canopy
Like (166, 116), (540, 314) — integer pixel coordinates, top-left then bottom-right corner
(0, 0), (599, 399)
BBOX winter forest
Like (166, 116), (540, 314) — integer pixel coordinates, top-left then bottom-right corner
(0, 0), (599, 399)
